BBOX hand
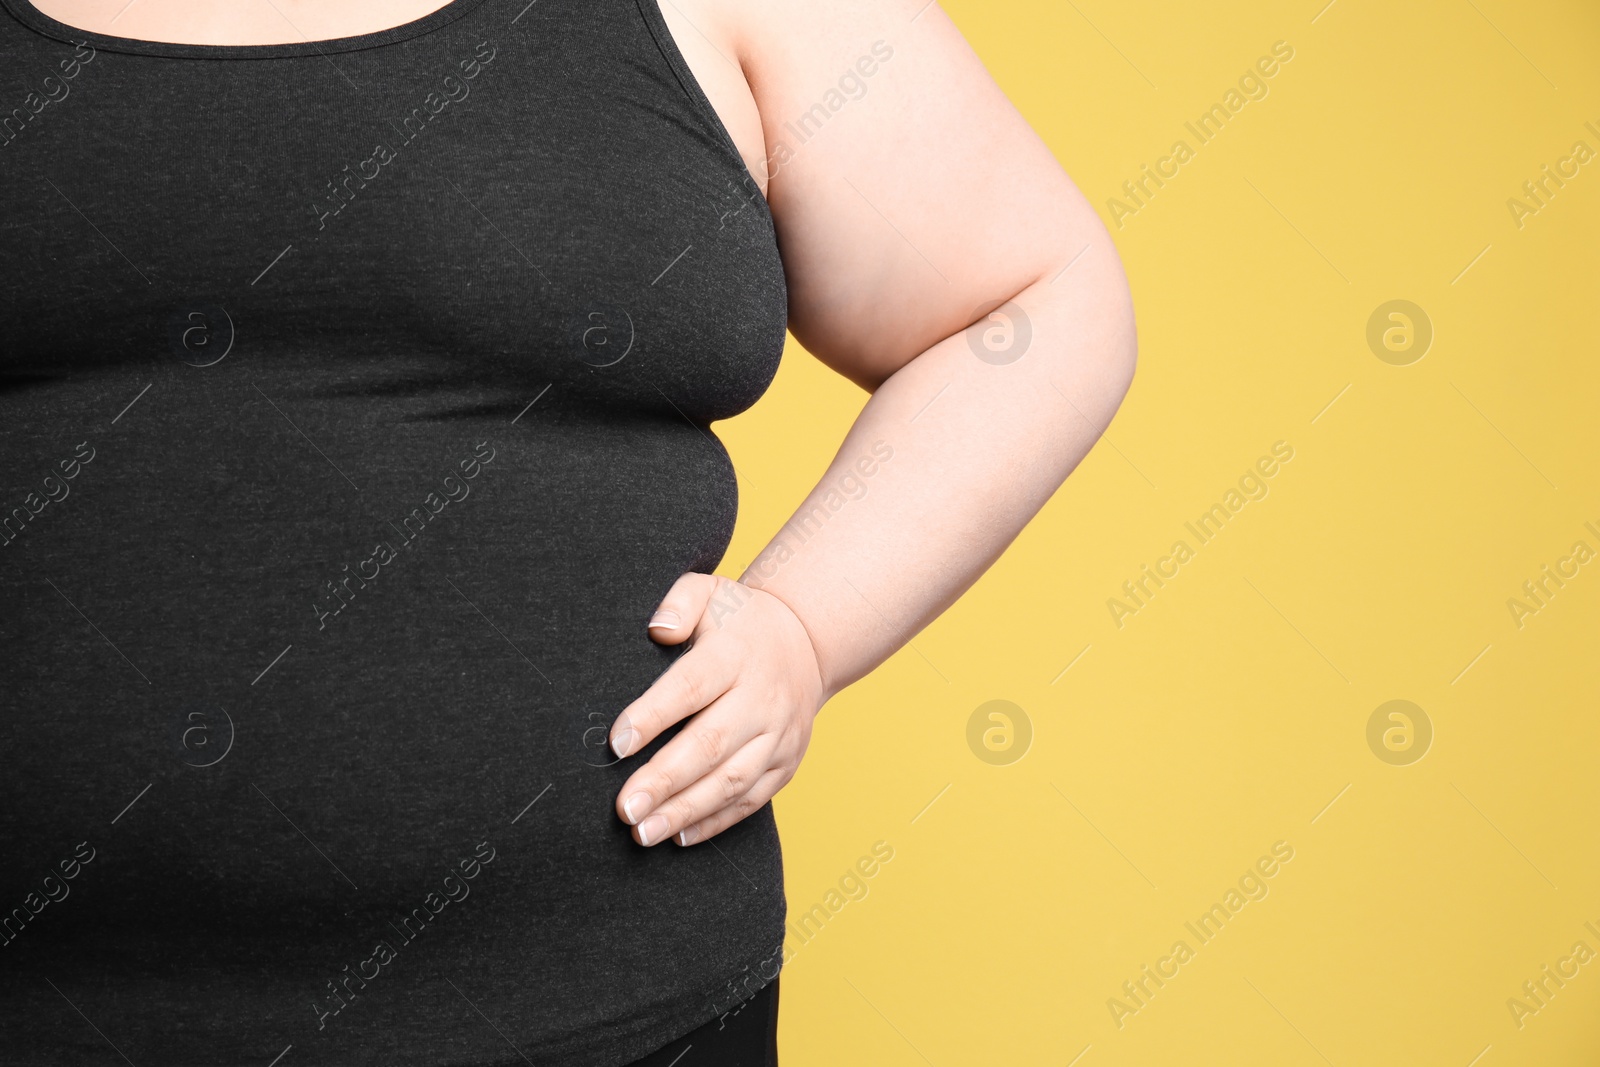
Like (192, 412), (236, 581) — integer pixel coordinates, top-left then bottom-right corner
(610, 573), (827, 847)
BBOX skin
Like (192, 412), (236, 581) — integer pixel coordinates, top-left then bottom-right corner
(42, 0), (1138, 847)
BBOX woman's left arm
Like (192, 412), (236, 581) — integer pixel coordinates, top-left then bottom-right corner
(611, 0), (1137, 846)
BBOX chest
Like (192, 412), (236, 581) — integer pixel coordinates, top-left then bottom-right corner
(0, 0), (786, 424)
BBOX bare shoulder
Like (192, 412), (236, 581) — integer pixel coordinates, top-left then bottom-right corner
(653, 0), (924, 197)
(649, 0), (769, 195)
(657, 0), (1130, 390)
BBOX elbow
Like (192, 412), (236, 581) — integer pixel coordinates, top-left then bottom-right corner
(1038, 225), (1137, 401)
(1113, 284), (1139, 402)
(1050, 243), (1138, 437)
(1091, 253), (1138, 408)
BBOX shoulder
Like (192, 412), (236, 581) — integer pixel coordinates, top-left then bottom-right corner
(651, 0), (926, 195)
(654, 1), (1130, 388)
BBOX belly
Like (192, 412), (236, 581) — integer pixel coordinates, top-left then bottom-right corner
(0, 362), (740, 928)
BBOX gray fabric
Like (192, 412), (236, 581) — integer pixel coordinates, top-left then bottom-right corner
(0, 0), (789, 1063)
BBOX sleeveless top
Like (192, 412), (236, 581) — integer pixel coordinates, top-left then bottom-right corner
(0, 0), (789, 1063)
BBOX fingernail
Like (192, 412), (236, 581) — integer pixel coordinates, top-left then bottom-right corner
(677, 827), (697, 846)
(623, 792), (651, 825)
(648, 610), (680, 631)
(612, 728), (637, 758)
(638, 814), (669, 847)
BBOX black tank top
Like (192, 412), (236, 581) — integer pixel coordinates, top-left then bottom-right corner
(0, 0), (789, 1062)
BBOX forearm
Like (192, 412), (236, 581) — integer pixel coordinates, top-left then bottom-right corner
(736, 257), (1138, 702)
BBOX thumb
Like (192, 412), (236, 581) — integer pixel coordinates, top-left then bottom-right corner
(647, 571), (723, 646)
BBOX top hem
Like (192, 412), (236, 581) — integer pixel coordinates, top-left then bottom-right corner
(0, 0), (496, 58)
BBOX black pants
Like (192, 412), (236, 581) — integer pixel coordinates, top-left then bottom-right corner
(624, 979), (779, 1067)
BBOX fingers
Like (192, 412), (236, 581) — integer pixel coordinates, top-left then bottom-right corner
(645, 571), (722, 648)
(615, 695), (771, 832)
(674, 767), (789, 847)
(611, 571), (814, 848)
(610, 636), (738, 760)
(628, 742), (784, 847)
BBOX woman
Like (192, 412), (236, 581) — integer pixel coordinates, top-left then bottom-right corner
(0, 0), (1135, 1063)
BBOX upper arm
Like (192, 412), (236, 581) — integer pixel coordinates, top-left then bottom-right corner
(718, 0), (1132, 392)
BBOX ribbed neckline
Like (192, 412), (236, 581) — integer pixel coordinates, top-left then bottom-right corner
(0, 0), (495, 58)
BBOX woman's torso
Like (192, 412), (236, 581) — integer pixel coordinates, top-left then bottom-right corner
(0, 1), (789, 1062)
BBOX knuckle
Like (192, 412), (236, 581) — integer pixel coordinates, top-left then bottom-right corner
(673, 668), (708, 711)
(648, 764), (683, 798)
(719, 767), (747, 802)
(695, 722), (725, 763)
(668, 794), (701, 825)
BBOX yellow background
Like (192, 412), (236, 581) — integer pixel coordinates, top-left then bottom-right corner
(715, 1), (1600, 1063)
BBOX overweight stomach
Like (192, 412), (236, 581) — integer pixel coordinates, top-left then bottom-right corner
(0, 370), (744, 935)
(0, 366), (789, 1065)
